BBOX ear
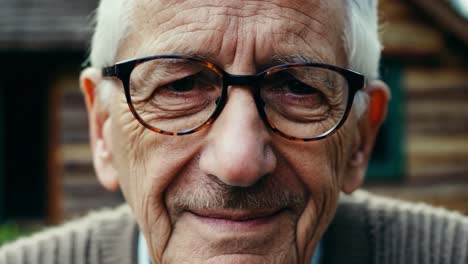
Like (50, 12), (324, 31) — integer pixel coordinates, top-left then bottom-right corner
(80, 68), (119, 191)
(342, 80), (390, 194)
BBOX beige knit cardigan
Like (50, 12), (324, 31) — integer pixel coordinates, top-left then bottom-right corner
(1, 190), (467, 264)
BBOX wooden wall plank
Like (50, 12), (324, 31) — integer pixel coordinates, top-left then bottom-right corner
(0, 82), (4, 220)
(47, 80), (63, 225)
(381, 21), (444, 56)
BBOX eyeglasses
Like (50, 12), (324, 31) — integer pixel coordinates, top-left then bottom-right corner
(102, 54), (365, 141)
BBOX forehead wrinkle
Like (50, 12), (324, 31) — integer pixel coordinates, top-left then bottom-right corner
(258, 1), (344, 66)
(120, 0), (345, 68)
(122, 3), (236, 60)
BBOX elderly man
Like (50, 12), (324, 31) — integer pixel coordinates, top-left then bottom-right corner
(2, 0), (467, 263)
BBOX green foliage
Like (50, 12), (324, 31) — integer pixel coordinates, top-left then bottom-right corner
(0, 223), (38, 246)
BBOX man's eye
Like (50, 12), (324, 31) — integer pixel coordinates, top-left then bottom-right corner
(286, 79), (319, 95)
(164, 77), (195, 92)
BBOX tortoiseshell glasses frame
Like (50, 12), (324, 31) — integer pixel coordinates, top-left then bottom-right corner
(102, 54), (365, 142)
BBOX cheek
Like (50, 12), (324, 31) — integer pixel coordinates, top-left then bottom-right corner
(111, 100), (206, 207)
(108, 95), (144, 203)
(273, 131), (353, 260)
(274, 140), (339, 196)
(109, 93), (209, 259)
(273, 139), (340, 228)
(324, 117), (358, 188)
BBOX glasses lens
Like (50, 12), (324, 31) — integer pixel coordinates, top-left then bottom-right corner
(129, 58), (223, 133)
(261, 66), (349, 139)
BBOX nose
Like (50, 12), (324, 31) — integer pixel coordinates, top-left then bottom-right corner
(199, 87), (277, 187)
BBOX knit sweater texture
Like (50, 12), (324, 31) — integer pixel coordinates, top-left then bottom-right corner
(1, 190), (467, 264)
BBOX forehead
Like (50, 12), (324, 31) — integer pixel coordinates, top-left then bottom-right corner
(118, 0), (346, 68)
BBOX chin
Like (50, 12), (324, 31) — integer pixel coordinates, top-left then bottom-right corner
(160, 211), (299, 263)
(201, 254), (296, 264)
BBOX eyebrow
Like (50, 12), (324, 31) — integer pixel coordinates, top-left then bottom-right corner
(165, 50), (325, 70)
(270, 54), (324, 65)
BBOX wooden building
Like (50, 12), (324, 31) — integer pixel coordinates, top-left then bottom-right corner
(365, 0), (468, 213)
(0, 0), (122, 224)
(0, 0), (467, 225)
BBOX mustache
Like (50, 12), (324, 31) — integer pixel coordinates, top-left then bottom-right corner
(169, 174), (308, 215)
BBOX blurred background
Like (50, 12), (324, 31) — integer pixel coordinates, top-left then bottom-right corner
(1, 0), (467, 244)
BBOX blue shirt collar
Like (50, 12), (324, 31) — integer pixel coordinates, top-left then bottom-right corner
(138, 231), (152, 264)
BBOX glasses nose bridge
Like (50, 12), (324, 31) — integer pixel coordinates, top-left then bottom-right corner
(224, 74), (262, 89)
(221, 73), (265, 110)
(215, 72), (266, 125)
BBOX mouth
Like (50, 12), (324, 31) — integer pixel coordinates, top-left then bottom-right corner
(171, 207), (294, 257)
(190, 208), (283, 220)
(186, 208), (286, 230)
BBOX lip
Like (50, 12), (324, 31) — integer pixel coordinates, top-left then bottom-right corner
(189, 208), (283, 221)
(178, 208), (290, 254)
(184, 208), (286, 233)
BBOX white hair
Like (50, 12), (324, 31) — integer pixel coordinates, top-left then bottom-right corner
(89, 0), (382, 117)
(90, 0), (131, 68)
(344, 0), (382, 117)
(89, 0), (132, 102)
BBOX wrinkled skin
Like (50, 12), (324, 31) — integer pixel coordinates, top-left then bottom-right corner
(81, 0), (389, 263)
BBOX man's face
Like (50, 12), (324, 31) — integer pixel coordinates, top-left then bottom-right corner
(103, 0), (360, 263)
